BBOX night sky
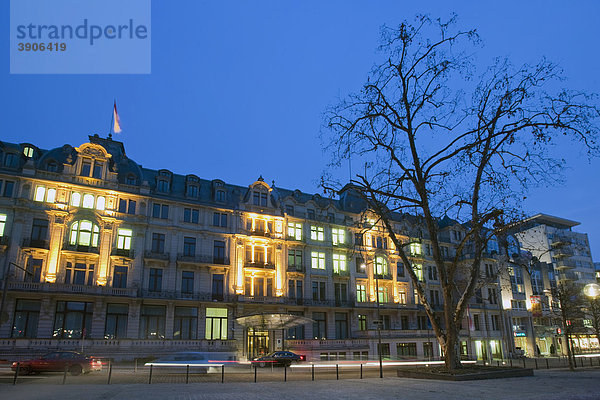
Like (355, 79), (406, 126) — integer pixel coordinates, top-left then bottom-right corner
(2, 1), (599, 258)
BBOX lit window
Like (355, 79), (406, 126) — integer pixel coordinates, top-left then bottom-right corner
(375, 256), (388, 275)
(117, 229), (132, 250)
(274, 220), (283, 233)
(356, 284), (367, 302)
(333, 253), (347, 273)
(410, 242), (422, 256)
(69, 220), (100, 247)
(71, 192), (81, 207)
(0, 214), (6, 236)
(34, 187), (46, 202)
(46, 188), (56, 203)
(311, 252), (325, 269)
(413, 264), (423, 281)
(205, 308), (228, 340)
(310, 226), (324, 241)
(82, 194), (94, 209)
(96, 196), (105, 211)
(23, 146), (34, 158)
(332, 228), (345, 245)
(288, 222), (302, 240)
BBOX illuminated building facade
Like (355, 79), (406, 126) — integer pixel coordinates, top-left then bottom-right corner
(0, 135), (508, 361)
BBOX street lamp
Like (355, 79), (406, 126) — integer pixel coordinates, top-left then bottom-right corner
(583, 283), (600, 299)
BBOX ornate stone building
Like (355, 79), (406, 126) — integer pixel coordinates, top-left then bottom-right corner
(0, 135), (508, 361)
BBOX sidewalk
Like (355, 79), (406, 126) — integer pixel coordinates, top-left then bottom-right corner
(2, 369), (600, 400)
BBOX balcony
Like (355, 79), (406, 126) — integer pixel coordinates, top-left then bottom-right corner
(236, 295), (284, 304)
(286, 339), (369, 350)
(111, 248), (135, 258)
(143, 251), (170, 261)
(246, 228), (272, 238)
(287, 264), (305, 273)
(62, 243), (100, 254)
(354, 329), (436, 339)
(332, 270), (350, 278)
(555, 259), (577, 270)
(140, 289), (230, 302)
(558, 271), (578, 281)
(551, 235), (573, 247)
(553, 246), (574, 258)
(374, 273), (393, 281)
(177, 254), (230, 266)
(22, 238), (50, 250)
(244, 261), (275, 270)
(7, 281), (137, 297)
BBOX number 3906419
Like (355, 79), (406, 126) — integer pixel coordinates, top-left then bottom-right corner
(18, 43), (66, 51)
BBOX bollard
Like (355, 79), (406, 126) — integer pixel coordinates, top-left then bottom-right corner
(535, 359), (538, 369)
(336, 364), (339, 380)
(12, 362), (20, 385)
(186, 365), (189, 384)
(590, 358), (593, 367)
(107, 361), (113, 385)
(522, 358), (526, 369)
(546, 359), (549, 369)
(360, 363), (363, 379)
(311, 364), (315, 381)
(134, 358), (138, 374)
(63, 366), (68, 385)
(284, 365), (287, 382)
(254, 366), (257, 383)
(148, 364), (153, 384)
(221, 364), (224, 383)
(510, 359), (513, 367)
(580, 357), (584, 368)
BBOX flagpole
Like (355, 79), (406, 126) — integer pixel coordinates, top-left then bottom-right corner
(109, 101), (115, 138)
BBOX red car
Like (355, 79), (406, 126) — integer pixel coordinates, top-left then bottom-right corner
(11, 351), (102, 375)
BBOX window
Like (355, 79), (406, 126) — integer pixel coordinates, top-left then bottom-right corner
(12, 299), (40, 338)
(71, 192), (81, 207)
(69, 220), (100, 247)
(373, 236), (387, 249)
(400, 315), (409, 330)
(377, 285), (389, 303)
(253, 190), (268, 206)
(356, 257), (365, 273)
(473, 314), (481, 331)
(397, 343), (417, 357)
(312, 281), (326, 301)
(183, 237), (196, 257)
(139, 305), (166, 339)
(334, 282), (348, 303)
(151, 233), (165, 253)
(511, 300), (526, 310)
(213, 240), (226, 263)
(186, 184), (199, 198)
(378, 343), (390, 359)
(287, 222), (302, 240)
(47, 161), (58, 172)
(148, 268), (163, 292)
(310, 226), (324, 241)
(409, 242), (421, 256)
(491, 315), (500, 331)
(53, 301), (93, 338)
(332, 228), (345, 245)
(65, 262), (94, 285)
(184, 208), (199, 223)
(118, 199), (136, 214)
(117, 228), (132, 250)
(413, 264), (423, 281)
(92, 161), (103, 179)
(287, 311), (305, 339)
(80, 159), (92, 176)
(428, 265), (438, 281)
(488, 288), (498, 304)
(174, 307), (197, 339)
(31, 218), (48, 244)
(398, 288), (407, 304)
(25, 259), (42, 282)
(34, 186), (55, 203)
(213, 212), (228, 227)
(285, 205), (294, 216)
(288, 279), (303, 299)
(335, 313), (348, 339)
(216, 190), (225, 202)
(152, 203), (169, 219)
(485, 263), (495, 278)
(307, 209), (315, 219)
(126, 174), (137, 185)
(157, 179), (170, 192)
(311, 252), (325, 270)
(332, 253), (347, 274)
(23, 146), (34, 157)
(429, 289), (440, 305)
(180, 271), (194, 294)
(288, 249), (303, 269)
(104, 304), (128, 339)
(418, 315), (430, 330)
(205, 308), (227, 340)
(354, 233), (363, 246)
(313, 312), (327, 340)
(397, 262), (405, 279)
(212, 274), (224, 301)
(113, 266), (128, 288)
(3, 181), (14, 197)
(358, 314), (367, 331)
(82, 194), (94, 208)
(356, 284), (367, 302)
(4, 153), (18, 168)
(375, 256), (388, 276)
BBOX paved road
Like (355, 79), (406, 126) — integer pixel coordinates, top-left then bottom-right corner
(1, 368), (600, 400)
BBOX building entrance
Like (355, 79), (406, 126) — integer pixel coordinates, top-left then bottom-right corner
(247, 328), (269, 358)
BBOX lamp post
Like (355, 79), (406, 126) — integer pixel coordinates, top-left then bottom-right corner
(583, 283), (600, 352)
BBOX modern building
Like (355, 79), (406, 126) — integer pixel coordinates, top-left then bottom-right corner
(0, 134), (545, 362)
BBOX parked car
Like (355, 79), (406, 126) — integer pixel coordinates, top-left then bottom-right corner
(253, 351), (306, 367)
(11, 351), (102, 376)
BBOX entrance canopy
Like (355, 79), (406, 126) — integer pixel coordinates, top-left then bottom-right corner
(235, 313), (314, 330)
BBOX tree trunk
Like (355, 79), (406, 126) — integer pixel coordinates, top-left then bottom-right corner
(444, 329), (462, 371)
(563, 327), (574, 371)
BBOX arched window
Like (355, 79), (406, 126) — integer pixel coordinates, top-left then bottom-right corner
(96, 196), (105, 211)
(71, 192), (81, 207)
(82, 194), (94, 209)
(47, 161), (58, 172)
(375, 256), (389, 275)
(23, 146), (34, 158)
(126, 174), (137, 185)
(69, 220), (100, 247)
(253, 188), (268, 206)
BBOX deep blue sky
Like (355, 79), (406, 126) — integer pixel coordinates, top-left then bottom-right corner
(2, 1), (600, 258)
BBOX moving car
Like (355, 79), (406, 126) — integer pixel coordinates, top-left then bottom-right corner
(253, 351), (305, 367)
(145, 352), (238, 373)
(11, 351), (102, 375)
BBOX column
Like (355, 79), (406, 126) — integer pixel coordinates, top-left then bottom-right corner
(96, 220), (114, 286)
(275, 244), (283, 296)
(45, 212), (68, 283)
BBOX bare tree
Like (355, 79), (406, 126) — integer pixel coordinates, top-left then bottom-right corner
(584, 296), (600, 350)
(552, 282), (585, 370)
(322, 15), (599, 370)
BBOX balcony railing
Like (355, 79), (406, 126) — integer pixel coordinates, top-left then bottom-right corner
(374, 273), (393, 280)
(62, 243), (100, 254)
(143, 251), (170, 261)
(286, 339), (369, 350)
(244, 261), (275, 269)
(7, 281), (137, 297)
(111, 248), (135, 258)
(287, 264), (305, 272)
(177, 254), (230, 265)
(558, 271), (578, 281)
(236, 295), (283, 304)
(140, 289), (231, 302)
(22, 238), (50, 250)
(555, 259), (577, 270)
(332, 270), (350, 277)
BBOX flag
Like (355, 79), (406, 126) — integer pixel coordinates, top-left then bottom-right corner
(113, 101), (122, 133)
